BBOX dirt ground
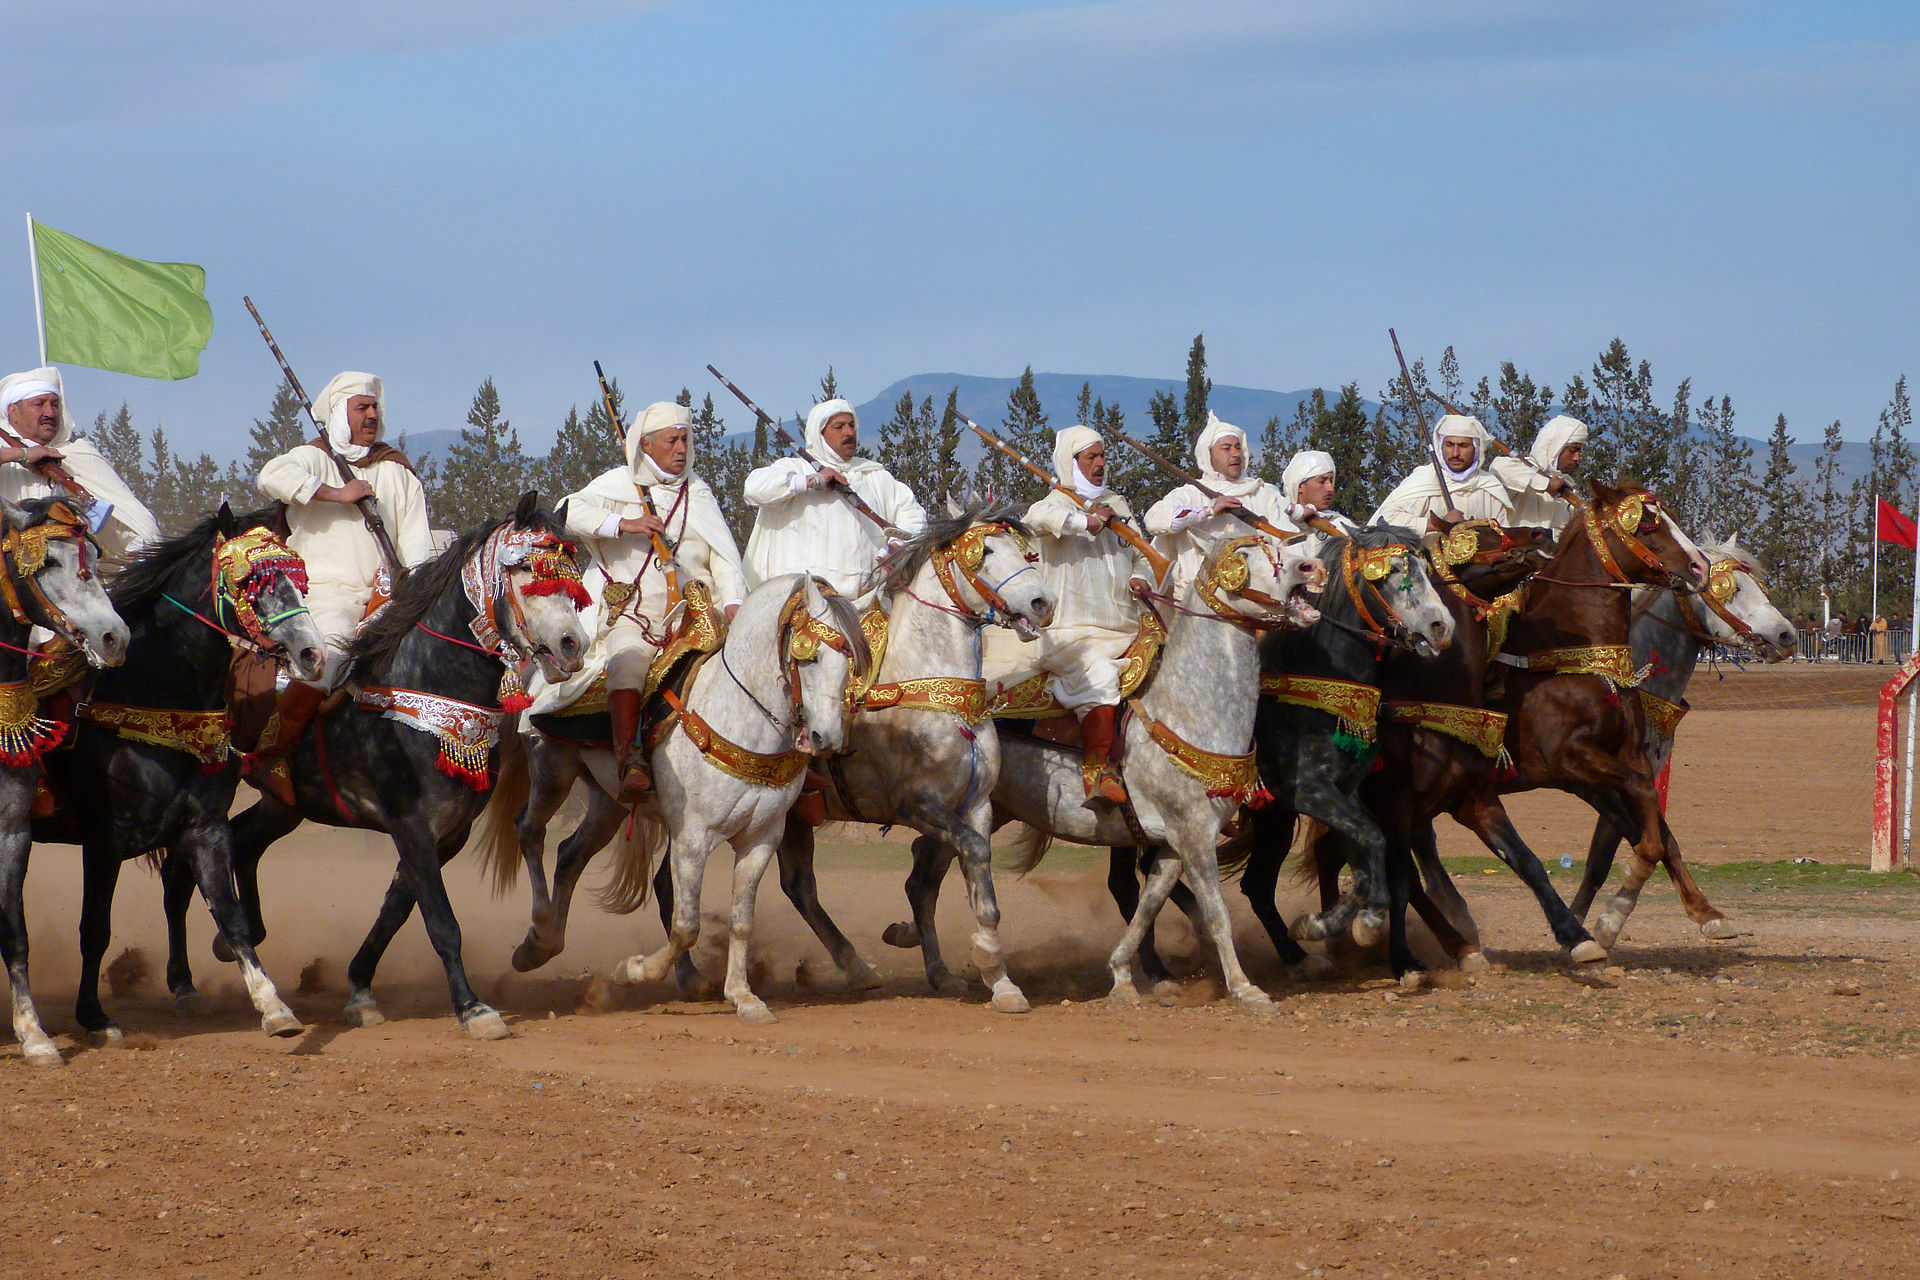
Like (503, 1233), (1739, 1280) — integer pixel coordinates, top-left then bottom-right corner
(5, 663), (1917, 1279)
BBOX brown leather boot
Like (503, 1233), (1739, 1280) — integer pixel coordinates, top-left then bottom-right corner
(793, 766), (831, 827)
(609, 687), (652, 805)
(244, 679), (326, 807)
(1078, 704), (1129, 808)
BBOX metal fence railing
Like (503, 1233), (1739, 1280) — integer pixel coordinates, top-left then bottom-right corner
(1794, 628), (1912, 664)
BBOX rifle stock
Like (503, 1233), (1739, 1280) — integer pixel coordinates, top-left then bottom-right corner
(1389, 328), (1453, 514)
(1111, 430), (1333, 541)
(244, 296), (404, 577)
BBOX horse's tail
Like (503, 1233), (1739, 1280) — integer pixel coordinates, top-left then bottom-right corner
(994, 821), (1054, 876)
(471, 727), (529, 897)
(1288, 817), (1334, 887)
(593, 799), (666, 915)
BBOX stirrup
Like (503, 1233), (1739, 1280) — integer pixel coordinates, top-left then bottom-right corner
(616, 761), (653, 806)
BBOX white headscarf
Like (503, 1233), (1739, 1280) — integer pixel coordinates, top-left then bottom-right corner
(0, 365), (78, 446)
(627, 401), (693, 487)
(309, 371), (385, 464)
(1051, 424), (1106, 500)
(1281, 450), (1335, 506)
(1528, 415), (1589, 478)
(1193, 411), (1260, 498)
(803, 398), (880, 475)
(1432, 413), (1488, 483)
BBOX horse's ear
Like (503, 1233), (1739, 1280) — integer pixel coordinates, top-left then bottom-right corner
(0, 496), (25, 530)
(553, 497), (570, 530)
(1588, 478), (1621, 506)
(514, 490), (539, 528)
(216, 500), (237, 539)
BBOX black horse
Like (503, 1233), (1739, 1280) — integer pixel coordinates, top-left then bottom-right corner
(2, 495), (131, 1065)
(162, 494), (589, 1039)
(32, 504), (326, 1047)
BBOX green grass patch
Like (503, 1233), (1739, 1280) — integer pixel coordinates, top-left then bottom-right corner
(1437, 855), (1920, 895)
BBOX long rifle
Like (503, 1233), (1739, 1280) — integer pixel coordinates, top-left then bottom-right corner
(594, 361), (681, 605)
(705, 364), (904, 537)
(960, 415), (1173, 581)
(1112, 430), (1338, 541)
(1420, 389), (1578, 506)
(243, 297), (403, 577)
(1388, 328), (1453, 514)
(0, 419), (111, 531)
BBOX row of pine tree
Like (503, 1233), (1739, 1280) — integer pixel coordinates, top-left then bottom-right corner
(78, 335), (1913, 618)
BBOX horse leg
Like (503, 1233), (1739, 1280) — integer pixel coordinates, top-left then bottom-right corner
(508, 745), (584, 972)
(0, 816), (59, 1065)
(720, 828), (783, 1024)
(642, 855), (712, 1001)
(1571, 815), (1624, 922)
(910, 794), (1027, 1014)
(1236, 804), (1317, 970)
(1171, 830), (1272, 1013)
(1655, 816), (1739, 939)
(1408, 823), (1487, 970)
(1454, 797), (1606, 963)
(212, 799), (301, 963)
(73, 848), (125, 1042)
(617, 828), (711, 990)
(178, 819), (302, 1037)
(356, 820), (506, 1040)
(1565, 767), (1667, 951)
(1108, 846), (1175, 994)
(1385, 845), (1425, 985)
(159, 849), (210, 1013)
(1293, 785), (1390, 947)
(896, 833), (967, 996)
(1106, 850), (1184, 1008)
(776, 812), (881, 991)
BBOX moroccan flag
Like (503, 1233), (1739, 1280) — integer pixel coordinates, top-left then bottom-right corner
(30, 218), (212, 379)
(1878, 497), (1918, 550)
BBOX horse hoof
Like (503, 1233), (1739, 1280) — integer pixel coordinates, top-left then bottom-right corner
(1288, 915), (1330, 943)
(1351, 910), (1388, 949)
(1150, 979), (1182, 999)
(734, 1001), (778, 1026)
(990, 987), (1031, 1015)
(211, 936), (236, 964)
(1593, 915), (1626, 950)
(1108, 983), (1142, 1009)
(511, 938), (558, 973)
(1235, 987), (1276, 1014)
(262, 1008), (305, 1038)
(1568, 940), (1609, 966)
(1398, 970), (1427, 994)
(1700, 917), (1742, 940)
(86, 1025), (125, 1047)
(881, 922), (922, 950)
(1289, 953), (1337, 982)
(1458, 950), (1492, 975)
(22, 1038), (63, 1067)
(172, 989), (212, 1017)
(930, 971), (969, 998)
(843, 960), (884, 993)
(462, 1009), (512, 1041)
(343, 993), (385, 1028)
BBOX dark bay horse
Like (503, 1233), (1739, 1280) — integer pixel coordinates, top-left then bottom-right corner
(161, 494), (590, 1040)
(36, 505), (326, 1047)
(1, 495), (130, 1065)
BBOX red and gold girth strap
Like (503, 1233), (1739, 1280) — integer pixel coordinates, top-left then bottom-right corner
(1639, 689), (1688, 745)
(656, 688), (808, 789)
(1380, 700), (1509, 761)
(1124, 700), (1269, 808)
(355, 686), (504, 790)
(0, 680), (67, 767)
(76, 702), (233, 772)
(1495, 644), (1650, 691)
(1259, 674), (1382, 746)
(861, 676), (988, 724)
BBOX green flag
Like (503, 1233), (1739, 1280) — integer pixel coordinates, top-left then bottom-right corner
(31, 218), (212, 379)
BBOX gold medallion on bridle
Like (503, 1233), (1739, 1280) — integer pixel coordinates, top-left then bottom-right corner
(1612, 495), (1646, 536)
(1707, 561), (1738, 604)
(788, 628), (821, 662)
(1441, 525), (1479, 566)
(1355, 546), (1400, 582)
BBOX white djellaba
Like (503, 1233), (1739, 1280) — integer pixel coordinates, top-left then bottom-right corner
(1370, 414), (1516, 527)
(0, 365), (159, 560)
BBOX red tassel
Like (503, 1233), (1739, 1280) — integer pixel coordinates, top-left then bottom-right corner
(522, 577), (592, 608)
(433, 753), (491, 791)
(499, 692), (533, 713)
(0, 716), (67, 767)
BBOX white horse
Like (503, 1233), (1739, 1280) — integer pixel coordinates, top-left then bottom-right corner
(894, 533), (1338, 1011)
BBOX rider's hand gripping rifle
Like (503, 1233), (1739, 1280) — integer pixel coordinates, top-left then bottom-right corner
(244, 296), (404, 578)
(594, 361), (681, 606)
(1111, 430), (1342, 541)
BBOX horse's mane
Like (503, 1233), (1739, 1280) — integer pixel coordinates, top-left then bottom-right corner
(350, 508), (567, 673)
(109, 504), (281, 615)
(816, 583), (874, 678)
(1702, 538), (1764, 584)
(863, 496), (1031, 598)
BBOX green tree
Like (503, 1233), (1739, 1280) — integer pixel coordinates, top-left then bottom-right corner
(1492, 363), (1555, 455)
(1811, 419), (1852, 610)
(88, 403), (147, 498)
(245, 378), (309, 480)
(436, 377), (531, 532)
(1182, 333), (1211, 435)
(928, 387), (967, 509)
(1699, 393), (1757, 541)
(972, 365), (1050, 504)
(1753, 413), (1799, 591)
(1588, 337), (1676, 490)
(1665, 378), (1705, 534)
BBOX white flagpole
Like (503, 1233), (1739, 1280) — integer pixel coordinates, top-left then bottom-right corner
(24, 212), (45, 365)
(1871, 492), (1880, 627)
(1903, 532), (1919, 861)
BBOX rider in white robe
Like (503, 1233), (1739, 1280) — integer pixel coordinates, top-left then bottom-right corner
(0, 366), (159, 561)
(742, 398), (925, 607)
(564, 400), (747, 803)
(1370, 414), (1515, 528)
(1145, 412), (1288, 595)
(1023, 425), (1149, 807)
(249, 371), (435, 801)
(1489, 414), (1587, 535)
(1274, 449), (1362, 539)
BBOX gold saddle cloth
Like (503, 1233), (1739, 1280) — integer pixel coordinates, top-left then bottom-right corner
(556, 579), (727, 718)
(986, 611), (1167, 721)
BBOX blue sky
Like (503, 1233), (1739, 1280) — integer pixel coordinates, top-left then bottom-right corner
(3, 0), (1914, 458)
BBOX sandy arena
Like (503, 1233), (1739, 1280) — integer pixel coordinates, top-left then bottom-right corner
(5, 663), (1917, 1278)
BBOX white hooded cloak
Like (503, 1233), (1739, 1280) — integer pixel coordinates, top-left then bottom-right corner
(1369, 414), (1515, 528)
(742, 397), (925, 603)
(1144, 412), (1287, 591)
(0, 365), (159, 559)
(1490, 414), (1588, 533)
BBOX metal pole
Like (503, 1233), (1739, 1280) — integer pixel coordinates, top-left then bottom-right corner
(25, 212), (45, 365)
(1902, 545), (1919, 862)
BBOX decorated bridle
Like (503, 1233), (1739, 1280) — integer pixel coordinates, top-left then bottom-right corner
(1193, 535), (1306, 631)
(201, 527), (311, 655)
(1673, 557), (1759, 642)
(1338, 540), (1428, 649)
(1425, 520), (1534, 613)
(460, 523), (592, 663)
(925, 521), (1041, 628)
(774, 578), (859, 727)
(1582, 491), (1692, 590)
(0, 498), (97, 642)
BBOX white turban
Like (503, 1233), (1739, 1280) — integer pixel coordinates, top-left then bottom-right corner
(802, 397), (881, 477)
(1432, 413), (1488, 482)
(0, 365), (77, 446)
(1529, 415), (1589, 476)
(1051, 424), (1106, 499)
(627, 401), (693, 485)
(1194, 412), (1260, 498)
(1281, 450), (1335, 506)
(309, 371), (384, 464)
